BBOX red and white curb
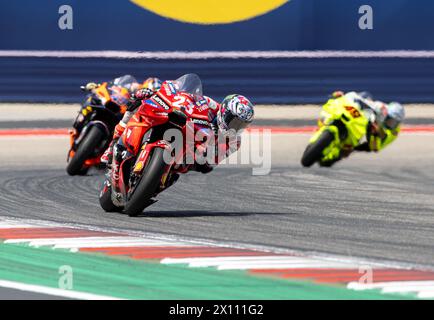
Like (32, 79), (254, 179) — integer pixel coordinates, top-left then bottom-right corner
(1, 217), (434, 299)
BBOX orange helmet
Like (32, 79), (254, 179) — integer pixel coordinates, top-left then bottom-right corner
(143, 77), (162, 92)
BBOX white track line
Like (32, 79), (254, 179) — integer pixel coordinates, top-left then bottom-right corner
(348, 280), (434, 290)
(216, 261), (360, 270)
(0, 219), (54, 229)
(0, 279), (122, 300)
(348, 281), (434, 299)
(0, 223), (42, 229)
(2, 50), (434, 59)
(4, 236), (194, 248)
(162, 256), (360, 270)
(418, 290), (434, 298)
(162, 256), (285, 264)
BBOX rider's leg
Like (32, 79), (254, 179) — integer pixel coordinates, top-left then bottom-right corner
(101, 122), (127, 164)
(101, 110), (137, 164)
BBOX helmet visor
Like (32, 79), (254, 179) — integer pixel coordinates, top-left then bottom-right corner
(222, 110), (250, 132)
(384, 115), (399, 130)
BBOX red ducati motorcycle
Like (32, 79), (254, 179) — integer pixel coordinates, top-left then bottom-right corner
(99, 74), (215, 216)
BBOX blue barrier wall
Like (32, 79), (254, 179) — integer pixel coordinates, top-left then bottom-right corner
(1, 0), (434, 103)
(1, 57), (434, 104)
(1, 0), (434, 50)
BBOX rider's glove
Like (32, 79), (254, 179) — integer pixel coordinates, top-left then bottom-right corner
(370, 121), (387, 138)
(126, 88), (154, 112)
(208, 110), (219, 134)
(133, 88), (154, 100)
(370, 121), (380, 136)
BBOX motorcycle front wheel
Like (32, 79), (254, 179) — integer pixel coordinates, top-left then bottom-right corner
(301, 130), (335, 167)
(124, 147), (168, 216)
(99, 183), (121, 212)
(66, 125), (105, 176)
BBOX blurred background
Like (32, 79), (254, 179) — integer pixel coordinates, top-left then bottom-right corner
(1, 0), (434, 104)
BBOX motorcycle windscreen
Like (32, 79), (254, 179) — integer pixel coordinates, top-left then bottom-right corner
(173, 73), (203, 98)
(112, 75), (138, 91)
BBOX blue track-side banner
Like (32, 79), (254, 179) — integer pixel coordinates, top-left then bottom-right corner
(1, 0), (434, 51)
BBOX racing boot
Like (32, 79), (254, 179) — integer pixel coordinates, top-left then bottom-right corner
(101, 139), (117, 165)
(101, 123), (126, 165)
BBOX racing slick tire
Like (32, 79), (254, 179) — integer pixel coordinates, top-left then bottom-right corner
(99, 184), (121, 212)
(66, 126), (105, 176)
(124, 147), (167, 216)
(301, 130), (335, 167)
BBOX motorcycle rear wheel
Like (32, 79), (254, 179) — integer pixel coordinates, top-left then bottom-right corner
(301, 130), (335, 167)
(124, 147), (167, 216)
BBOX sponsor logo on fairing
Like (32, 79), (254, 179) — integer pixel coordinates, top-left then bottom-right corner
(152, 95), (171, 110)
(195, 98), (209, 112)
(192, 118), (210, 126)
(196, 98), (207, 106)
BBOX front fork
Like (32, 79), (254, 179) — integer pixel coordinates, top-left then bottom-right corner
(67, 129), (77, 161)
(310, 124), (342, 162)
(109, 139), (172, 207)
(108, 140), (127, 206)
(132, 140), (173, 190)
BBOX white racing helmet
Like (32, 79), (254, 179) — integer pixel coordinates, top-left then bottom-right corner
(383, 102), (405, 130)
(217, 94), (254, 133)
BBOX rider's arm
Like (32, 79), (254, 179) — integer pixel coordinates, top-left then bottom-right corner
(193, 99), (238, 174)
(113, 88), (155, 139)
(194, 134), (241, 174)
(359, 124), (400, 152)
(370, 126), (400, 152)
(214, 134), (241, 162)
(204, 96), (219, 111)
(123, 88), (155, 123)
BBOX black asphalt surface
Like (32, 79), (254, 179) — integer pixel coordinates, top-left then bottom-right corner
(1, 161), (433, 268)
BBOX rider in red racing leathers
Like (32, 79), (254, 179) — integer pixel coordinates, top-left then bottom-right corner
(101, 79), (255, 176)
(100, 77), (163, 163)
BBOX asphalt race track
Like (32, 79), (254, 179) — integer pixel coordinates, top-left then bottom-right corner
(1, 131), (434, 269)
